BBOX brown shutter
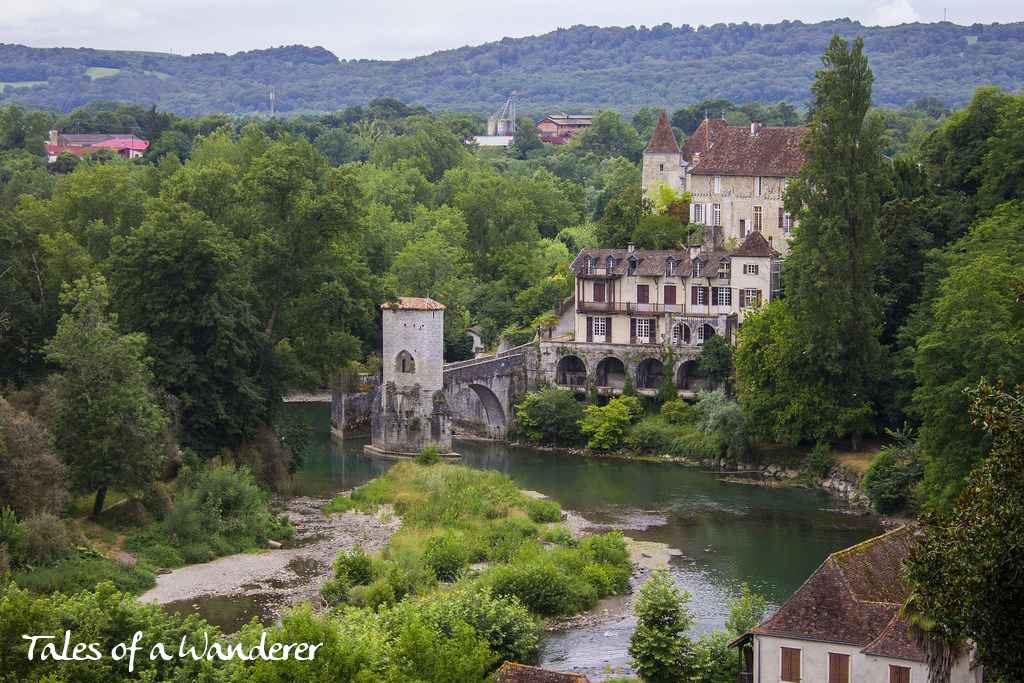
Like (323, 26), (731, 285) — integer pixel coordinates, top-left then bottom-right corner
(779, 206), (785, 228)
(754, 264), (759, 275)
(781, 647), (800, 682)
(637, 284), (649, 304)
(594, 282), (606, 303)
(587, 317), (593, 342)
(691, 286), (698, 305)
(711, 287), (719, 306)
(664, 285), (676, 305)
(889, 666), (910, 683)
(702, 286), (710, 304)
(630, 318), (636, 344)
(606, 318), (612, 340)
(829, 653), (849, 683)
(650, 318), (657, 345)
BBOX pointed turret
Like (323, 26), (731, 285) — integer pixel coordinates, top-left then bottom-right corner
(644, 109), (680, 154)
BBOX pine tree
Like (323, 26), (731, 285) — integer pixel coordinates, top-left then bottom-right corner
(780, 34), (888, 447)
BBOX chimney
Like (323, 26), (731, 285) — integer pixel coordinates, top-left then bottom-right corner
(627, 242), (635, 254)
(750, 120), (762, 137)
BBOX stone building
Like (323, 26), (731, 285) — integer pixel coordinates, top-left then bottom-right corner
(642, 110), (807, 254)
(367, 297), (454, 457)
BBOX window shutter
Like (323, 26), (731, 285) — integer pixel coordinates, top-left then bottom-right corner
(587, 317), (593, 342)
(828, 653), (850, 683)
(711, 287), (719, 306)
(779, 206), (785, 228)
(691, 286), (698, 305)
(754, 264), (760, 275)
(651, 318), (657, 345)
(630, 318), (636, 344)
(606, 318), (612, 339)
(781, 647), (800, 682)
(664, 285), (676, 306)
(737, 288), (744, 308)
(702, 286), (710, 304)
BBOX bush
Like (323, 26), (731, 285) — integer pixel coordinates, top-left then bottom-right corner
(140, 482), (172, 521)
(511, 389), (585, 446)
(0, 507), (28, 565)
(423, 534), (468, 582)
(661, 398), (695, 425)
(656, 379), (678, 405)
(863, 437), (924, 515)
(12, 554), (155, 595)
(523, 497), (561, 523)
(22, 514), (72, 565)
(807, 441), (834, 478)
(414, 445), (440, 466)
(579, 396), (642, 450)
(625, 416), (678, 455)
(583, 530), (630, 567)
(694, 389), (749, 460)
(333, 544), (375, 586)
(487, 562), (596, 616)
(0, 398), (69, 518)
(540, 525), (579, 548)
(629, 569), (697, 683)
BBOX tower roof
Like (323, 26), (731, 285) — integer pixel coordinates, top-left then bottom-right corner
(644, 109), (680, 154)
(381, 297), (446, 311)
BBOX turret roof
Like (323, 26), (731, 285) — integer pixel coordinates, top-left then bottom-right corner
(644, 109), (680, 154)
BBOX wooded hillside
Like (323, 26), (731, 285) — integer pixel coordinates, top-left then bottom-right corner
(1, 19), (1022, 116)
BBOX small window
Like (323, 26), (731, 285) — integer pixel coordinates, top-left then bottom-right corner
(718, 259), (730, 278)
(714, 176), (721, 193)
(739, 218), (746, 237)
(627, 258), (638, 276)
(889, 665), (911, 683)
(583, 256), (594, 274)
(753, 206), (763, 231)
(716, 287), (732, 306)
(784, 211), (793, 232)
(659, 163), (664, 171)
(606, 256), (615, 269)
(780, 647), (801, 682)
(666, 258), (677, 276)
(755, 176), (762, 196)
(744, 264), (759, 275)
(692, 260), (703, 278)
(744, 288), (761, 307)
(713, 203), (721, 226)
(693, 203), (704, 224)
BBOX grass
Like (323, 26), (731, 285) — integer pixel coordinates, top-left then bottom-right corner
(85, 66), (121, 79)
(323, 462), (631, 618)
(12, 552), (155, 596)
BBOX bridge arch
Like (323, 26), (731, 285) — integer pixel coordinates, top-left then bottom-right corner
(468, 383), (506, 431)
(555, 355), (587, 387)
(595, 356), (627, 389)
(677, 359), (709, 390)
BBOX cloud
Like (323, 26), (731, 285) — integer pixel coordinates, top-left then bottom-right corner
(868, 0), (920, 25)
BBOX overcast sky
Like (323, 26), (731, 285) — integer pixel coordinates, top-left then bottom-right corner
(1, 0), (1020, 60)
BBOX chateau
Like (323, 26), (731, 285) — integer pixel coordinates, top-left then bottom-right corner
(642, 110), (806, 254)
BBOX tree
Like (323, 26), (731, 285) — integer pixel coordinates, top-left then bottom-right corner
(510, 117), (542, 159)
(43, 276), (167, 518)
(629, 569), (697, 683)
(724, 582), (768, 636)
(774, 34), (888, 447)
(905, 380), (1024, 680)
(512, 389), (585, 446)
(631, 214), (686, 250)
(573, 111), (644, 163)
(699, 335), (733, 389)
(578, 396), (641, 450)
(594, 184), (651, 248)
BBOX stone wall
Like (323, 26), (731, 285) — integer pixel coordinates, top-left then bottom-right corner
(330, 386), (376, 438)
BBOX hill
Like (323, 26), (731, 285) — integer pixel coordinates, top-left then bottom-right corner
(1, 19), (1022, 117)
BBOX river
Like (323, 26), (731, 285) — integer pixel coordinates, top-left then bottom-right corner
(284, 403), (883, 677)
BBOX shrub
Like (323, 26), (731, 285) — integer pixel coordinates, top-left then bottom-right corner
(583, 530), (630, 567)
(366, 578), (397, 610)
(629, 569), (697, 683)
(661, 398), (695, 425)
(0, 507), (28, 565)
(333, 544), (375, 586)
(863, 437), (924, 515)
(656, 379), (678, 405)
(140, 482), (172, 521)
(422, 534), (468, 582)
(694, 389), (749, 460)
(540, 525), (579, 548)
(22, 514), (72, 565)
(512, 389), (585, 446)
(523, 497), (561, 523)
(427, 587), (539, 665)
(414, 445), (440, 466)
(579, 396), (642, 450)
(0, 398), (69, 518)
(724, 582), (768, 636)
(625, 416), (678, 455)
(487, 563), (596, 616)
(13, 554), (155, 595)
(807, 441), (834, 478)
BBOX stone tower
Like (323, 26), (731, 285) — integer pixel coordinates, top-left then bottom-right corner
(641, 109), (687, 198)
(366, 297), (454, 457)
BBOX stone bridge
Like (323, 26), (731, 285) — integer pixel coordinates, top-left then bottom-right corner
(443, 345), (531, 439)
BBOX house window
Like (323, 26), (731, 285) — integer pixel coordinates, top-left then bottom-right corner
(627, 258), (638, 276)
(635, 318), (651, 342)
(666, 258), (677, 276)
(692, 260), (703, 278)
(715, 287), (732, 306)
(755, 176), (762, 196)
(713, 203), (721, 226)
(593, 317), (607, 341)
(606, 256), (615, 269)
(664, 285), (677, 306)
(593, 282), (606, 303)
(739, 219), (746, 237)
(694, 286), (706, 306)
(718, 259), (730, 278)
(744, 264), (759, 275)
(744, 288), (761, 307)
(694, 203), (704, 223)
(784, 211), (793, 232)
(753, 206), (763, 231)
(714, 176), (721, 193)
(828, 653), (850, 683)
(659, 163), (664, 171)
(636, 284), (650, 304)
(780, 647), (801, 682)
(889, 665), (911, 683)
(583, 256), (594, 274)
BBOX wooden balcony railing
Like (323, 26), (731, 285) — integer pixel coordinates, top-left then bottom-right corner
(577, 301), (686, 315)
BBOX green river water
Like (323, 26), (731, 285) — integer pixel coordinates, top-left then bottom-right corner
(284, 402), (883, 676)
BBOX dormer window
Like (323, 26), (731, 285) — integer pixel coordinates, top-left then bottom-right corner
(627, 257), (638, 276)
(583, 256), (595, 274)
(718, 259), (730, 278)
(666, 258), (677, 277)
(692, 260), (704, 278)
(606, 256), (615, 269)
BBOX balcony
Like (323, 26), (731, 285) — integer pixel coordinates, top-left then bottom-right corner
(577, 266), (615, 278)
(578, 301), (686, 315)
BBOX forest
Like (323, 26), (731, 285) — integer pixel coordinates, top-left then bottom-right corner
(1, 30), (1023, 680)
(1, 19), (1024, 116)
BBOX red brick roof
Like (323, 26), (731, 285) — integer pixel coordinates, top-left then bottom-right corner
(381, 297), (445, 311)
(750, 528), (924, 656)
(689, 124), (808, 177)
(680, 118), (730, 165)
(644, 109), (679, 154)
(495, 662), (590, 683)
(729, 231), (781, 258)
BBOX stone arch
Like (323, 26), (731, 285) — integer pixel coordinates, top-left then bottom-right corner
(637, 357), (666, 389)
(677, 360), (709, 390)
(595, 357), (627, 389)
(697, 324), (716, 345)
(468, 383), (506, 430)
(556, 355), (587, 387)
(395, 350), (416, 374)
(672, 323), (691, 346)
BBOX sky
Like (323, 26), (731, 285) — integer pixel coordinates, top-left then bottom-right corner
(1, 0), (1021, 61)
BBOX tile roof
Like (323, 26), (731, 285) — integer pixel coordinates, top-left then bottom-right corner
(749, 527), (924, 656)
(381, 297), (446, 311)
(570, 248), (691, 277)
(679, 118), (730, 165)
(495, 662), (590, 683)
(729, 231), (781, 258)
(689, 124), (808, 177)
(644, 109), (679, 154)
